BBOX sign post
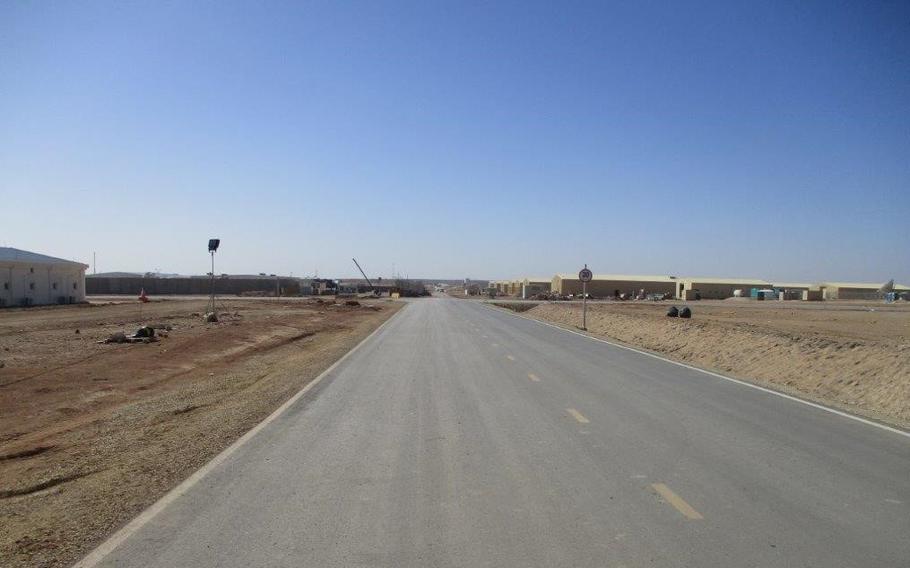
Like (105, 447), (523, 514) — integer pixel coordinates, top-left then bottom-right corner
(578, 264), (593, 330)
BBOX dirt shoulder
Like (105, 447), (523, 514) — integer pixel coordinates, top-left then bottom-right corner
(506, 300), (910, 429)
(0, 297), (402, 568)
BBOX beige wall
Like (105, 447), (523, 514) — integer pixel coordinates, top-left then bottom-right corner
(554, 277), (676, 297)
(824, 287), (880, 300)
(680, 281), (766, 300)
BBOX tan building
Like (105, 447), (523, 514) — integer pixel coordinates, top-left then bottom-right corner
(521, 278), (552, 298)
(677, 277), (770, 300)
(819, 282), (909, 300)
(771, 282), (814, 292)
(771, 282), (817, 301)
(551, 273), (678, 298)
(490, 280), (519, 295)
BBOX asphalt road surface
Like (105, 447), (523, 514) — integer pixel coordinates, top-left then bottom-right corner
(83, 298), (910, 568)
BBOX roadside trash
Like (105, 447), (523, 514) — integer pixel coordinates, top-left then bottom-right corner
(0, 360), (5, 368)
(75, 329), (80, 334)
(344, 300), (360, 306)
(138, 288), (150, 303)
(203, 312), (218, 323)
(679, 307), (692, 319)
(105, 331), (128, 344)
(666, 306), (679, 317)
(102, 327), (160, 344)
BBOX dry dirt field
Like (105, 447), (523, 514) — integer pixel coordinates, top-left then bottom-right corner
(0, 296), (401, 568)
(498, 299), (910, 429)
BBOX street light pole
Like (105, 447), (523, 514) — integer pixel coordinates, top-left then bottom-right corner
(207, 239), (220, 318)
(209, 250), (215, 316)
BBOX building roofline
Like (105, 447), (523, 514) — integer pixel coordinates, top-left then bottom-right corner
(0, 247), (89, 268)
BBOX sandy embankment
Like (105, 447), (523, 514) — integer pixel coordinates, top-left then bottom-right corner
(522, 302), (910, 429)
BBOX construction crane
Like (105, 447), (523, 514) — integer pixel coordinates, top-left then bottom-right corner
(352, 258), (379, 296)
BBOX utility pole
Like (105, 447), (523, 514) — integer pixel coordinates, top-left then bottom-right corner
(207, 239), (220, 317)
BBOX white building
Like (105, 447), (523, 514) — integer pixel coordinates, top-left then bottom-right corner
(0, 247), (89, 307)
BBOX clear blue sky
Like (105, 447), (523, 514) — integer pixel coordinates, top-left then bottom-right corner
(2, 1), (908, 282)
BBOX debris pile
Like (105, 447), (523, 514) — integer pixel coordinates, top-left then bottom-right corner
(102, 326), (161, 344)
(666, 306), (692, 319)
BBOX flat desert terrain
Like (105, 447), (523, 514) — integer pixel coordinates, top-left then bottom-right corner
(0, 296), (401, 568)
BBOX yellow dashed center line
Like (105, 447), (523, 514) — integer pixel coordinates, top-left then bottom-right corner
(527, 373), (540, 382)
(506, 355), (515, 361)
(651, 483), (704, 520)
(566, 408), (590, 424)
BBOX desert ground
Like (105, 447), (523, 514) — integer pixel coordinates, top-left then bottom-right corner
(0, 296), (401, 568)
(492, 299), (910, 429)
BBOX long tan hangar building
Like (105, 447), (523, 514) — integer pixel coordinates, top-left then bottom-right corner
(496, 274), (909, 301)
(820, 282), (910, 300)
(551, 274), (678, 297)
(677, 277), (770, 300)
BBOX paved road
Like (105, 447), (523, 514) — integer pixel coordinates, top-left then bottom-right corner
(85, 298), (910, 567)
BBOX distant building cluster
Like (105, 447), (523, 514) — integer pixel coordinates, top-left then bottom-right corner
(489, 274), (910, 301)
(3, 246), (907, 307)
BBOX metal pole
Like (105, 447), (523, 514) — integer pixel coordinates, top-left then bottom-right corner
(209, 251), (216, 317)
(582, 280), (587, 330)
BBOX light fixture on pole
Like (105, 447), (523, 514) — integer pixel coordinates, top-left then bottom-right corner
(208, 239), (220, 317)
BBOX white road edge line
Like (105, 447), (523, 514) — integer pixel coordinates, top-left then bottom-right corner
(482, 303), (910, 440)
(73, 304), (409, 568)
